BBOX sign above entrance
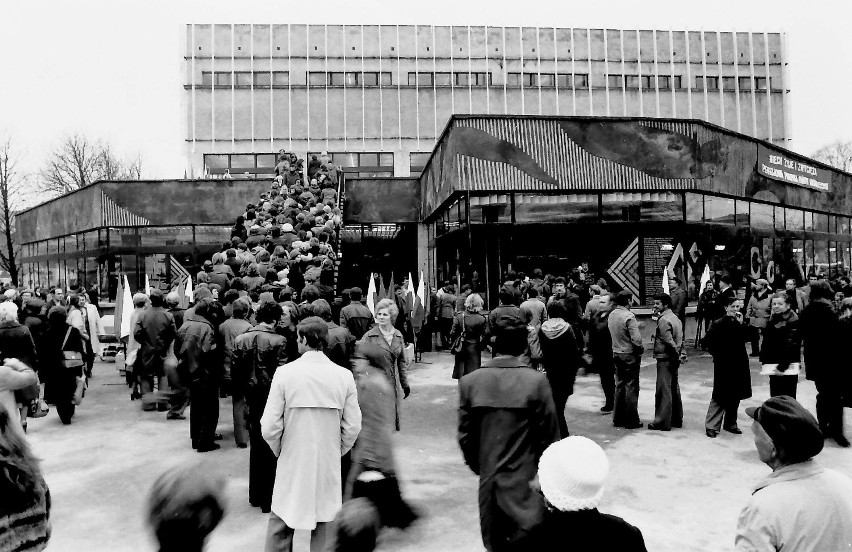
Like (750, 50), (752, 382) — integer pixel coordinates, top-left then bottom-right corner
(757, 145), (830, 192)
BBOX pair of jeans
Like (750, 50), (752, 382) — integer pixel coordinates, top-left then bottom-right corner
(232, 392), (249, 446)
(652, 358), (682, 429)
(612, 353), (641, 428)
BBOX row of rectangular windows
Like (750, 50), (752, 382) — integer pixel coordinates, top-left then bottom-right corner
(199, 70), (778, 91)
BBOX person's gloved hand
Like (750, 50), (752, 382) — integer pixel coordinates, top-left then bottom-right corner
(403, 386), (411, 399)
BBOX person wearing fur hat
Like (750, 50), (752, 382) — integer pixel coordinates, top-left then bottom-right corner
(529, 436), (647, 550)
(458, 311), (560, 551)
(736, 396), (852, 550)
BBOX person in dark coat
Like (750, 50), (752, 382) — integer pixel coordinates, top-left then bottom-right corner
(437, 284), (457, 349)
(703, 295), (752, 438)
(538, 301), (581, 438)
(0, 302), (39, 431)
(312, 299), (355, 369)
(759, 292), (801, 399)
(133, 290), (177, 411)
(712, 275), (736, 321)
(458, 311), (560, 552)
(232, 301), (288, 512)
(488, 288), (523, 356)
(450, 293), (488, 380)
(175, 298), (220, 452)
(359, 299), (410, 431)
(530, 436), (647, 551)
(799, 280), (848, 447)
(587, 293), (615, 412)
(339, 288), (374, 341)
(41, 306), (86, 424)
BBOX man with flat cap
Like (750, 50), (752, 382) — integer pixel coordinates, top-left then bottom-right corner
(736, 396), (852, 551)
(458, 311), (560, 551)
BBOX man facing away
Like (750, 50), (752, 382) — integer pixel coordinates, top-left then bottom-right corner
(339, 287), (374, 342)
(648, 293), (683, 431)
(261, 316), (361, 552)
(736, 396), (852, 551)
(607, 291), (644, 429)
(458, 311), (560, 551)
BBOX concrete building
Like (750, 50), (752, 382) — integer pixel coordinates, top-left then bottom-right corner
(184, 25), (789, 178)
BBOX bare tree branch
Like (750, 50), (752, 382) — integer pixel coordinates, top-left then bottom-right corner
(811, 140), (852, 173)
(38, 133), (144, 197)
(0, 136), (22, 286)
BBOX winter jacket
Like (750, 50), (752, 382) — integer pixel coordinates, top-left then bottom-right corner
(538, 319), (581, 398)
(704, 315), (752, 401)
(799, 299), (842, 383)
(175, 315), (218, 384)
(0, 321), (38, 371)
(759, 310), (801, 368)
(133, 307), (177, 378)
(608, 306), (643, 355)
(530, 508), (647, 551)
(232, 323), (288, 393)
(653, 309), (683, 360)
(218, 317), (252, 380)
(359, 327), (409, 431)
(339, 302), (374, 341)
(747, 291), (771, 329)
(670, 287), (687, 321)
(324, 321), (355, 369)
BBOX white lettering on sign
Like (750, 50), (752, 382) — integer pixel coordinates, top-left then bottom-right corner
(758, 145), (830, 192)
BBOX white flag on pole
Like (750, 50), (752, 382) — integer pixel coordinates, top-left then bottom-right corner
(662, 269), (670, 295)
(366, 274), (377, 317)
(145, 275), (151, 297)
(699, 265), (711, 294)
(120, 275), (133, 339)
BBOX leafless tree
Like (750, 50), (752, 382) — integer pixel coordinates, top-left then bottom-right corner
(0, 137), (23, 286)
(38, 133), (143, 196)
(812, 140), (852, 173)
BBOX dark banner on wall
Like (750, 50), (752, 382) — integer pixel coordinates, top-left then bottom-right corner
(343, 178), (420, 224)
(756, 144), (831, 192)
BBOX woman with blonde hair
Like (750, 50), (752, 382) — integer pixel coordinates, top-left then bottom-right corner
(359, 298), (410, 430)
(449, 293), (488, 380)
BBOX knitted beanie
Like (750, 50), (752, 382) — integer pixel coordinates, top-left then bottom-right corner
(537, 436), (609, 512)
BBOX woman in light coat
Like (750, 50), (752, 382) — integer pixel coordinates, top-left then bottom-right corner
(81, 294), (103, 360)
(358, 298), (410, 431)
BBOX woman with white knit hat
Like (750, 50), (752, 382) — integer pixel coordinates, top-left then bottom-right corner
(530, 436), (648, 550)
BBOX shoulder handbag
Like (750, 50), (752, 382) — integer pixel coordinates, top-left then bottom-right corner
(62, 327), (85, 369)
(450, 314), (466, 355)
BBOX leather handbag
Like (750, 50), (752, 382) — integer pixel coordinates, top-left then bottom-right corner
(61, 328), (85, 369)
(450, 314), (466, 355)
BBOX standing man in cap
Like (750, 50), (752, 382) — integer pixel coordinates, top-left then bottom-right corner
(648, 293), (683, 431)
(608, 291), (644, 429)
(458, 311), (560, 551)
(736, 396), (852, 551)
(798, 280), (849, 447)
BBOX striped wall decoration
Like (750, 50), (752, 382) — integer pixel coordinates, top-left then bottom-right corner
(101, 192), (150, 227)
(454, 117), (701, 192)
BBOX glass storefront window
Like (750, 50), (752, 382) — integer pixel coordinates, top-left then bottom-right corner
(685, 193), (703, 222)
(194, 226), (231, 247)
(774, 206), (785, 231)
(640, 194), (683, 222)
(601, 193), (640, 222)
(814, 213), (830, 233)
(841, 217), (851, 235)
(704, 196), (735, 224)
(804, 212), (814, 232)
(47, 239), (59, 256)
(805, 240), (815, 276)
(814, 240), (828, 276)
(750, 203), (774, 231)
(735, 200), (749, 226)
(469, 195), (510, 224)
(785, 208), (804, 231)
(514, 194), (599, 224)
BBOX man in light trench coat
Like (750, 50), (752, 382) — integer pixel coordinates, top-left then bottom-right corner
(261, 316), (362, 552)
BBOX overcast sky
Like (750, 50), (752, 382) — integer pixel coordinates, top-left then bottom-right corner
(2, 0), (849, 183)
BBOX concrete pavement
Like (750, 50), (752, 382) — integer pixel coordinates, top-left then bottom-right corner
(26, 350), (852, 551)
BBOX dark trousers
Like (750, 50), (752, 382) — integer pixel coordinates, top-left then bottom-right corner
(439, 317), (454, 348)
(749, 326), (762, 355)
(815, 378), (845, 437)
(264, 513), (329, 552)
(652, 358), (682, 430)
(769, 375), (798, 399)
(189, 379), (219, 447)
(705, 398), (740, 432)
(247, 387), (277, 510)
(232, 392), (249, 446)
(612, 353), (641, 428)
(594, 356), (615, 408)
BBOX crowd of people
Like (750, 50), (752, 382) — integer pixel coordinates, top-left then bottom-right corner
(1, 175), (851, 551)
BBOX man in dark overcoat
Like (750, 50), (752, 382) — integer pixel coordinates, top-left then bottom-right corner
(133, 289), (177, 411)
(799, 280), (849, 447)
(458, 311), (560, 551)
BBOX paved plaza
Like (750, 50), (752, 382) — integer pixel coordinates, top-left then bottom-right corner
(28, 350), (852, 552)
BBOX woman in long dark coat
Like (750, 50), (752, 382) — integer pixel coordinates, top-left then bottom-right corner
(703, 295), (752, 438)
(41, 306), (86, 424)
(359, 299), (410, 431)
(538, 301), (581, 438)
(450, 293), (488, 380)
